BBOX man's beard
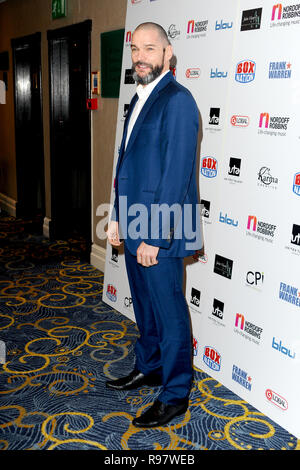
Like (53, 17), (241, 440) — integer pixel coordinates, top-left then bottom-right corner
(132, 60), (164, 85)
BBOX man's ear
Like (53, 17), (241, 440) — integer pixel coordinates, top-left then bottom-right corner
(165, 44), (173, 64)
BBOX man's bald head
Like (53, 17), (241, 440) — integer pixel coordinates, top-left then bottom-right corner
(134, 22), (171, 47)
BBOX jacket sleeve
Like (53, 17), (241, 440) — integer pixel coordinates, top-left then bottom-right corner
(147, 90), (199, 249)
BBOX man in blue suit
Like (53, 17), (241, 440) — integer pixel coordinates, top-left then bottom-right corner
(106, 22), (202, 427)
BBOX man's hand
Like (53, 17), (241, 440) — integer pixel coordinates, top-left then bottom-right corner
(106, 221), (122, 247)
(137, 242), (159, 267)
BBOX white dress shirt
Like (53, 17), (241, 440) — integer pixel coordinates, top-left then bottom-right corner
(125, 70), (169, 150)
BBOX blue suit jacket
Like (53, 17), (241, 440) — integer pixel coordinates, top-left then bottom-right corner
(113, 71), (202, 258)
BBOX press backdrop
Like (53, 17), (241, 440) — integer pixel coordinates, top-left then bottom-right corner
(101, 0), (300, 439)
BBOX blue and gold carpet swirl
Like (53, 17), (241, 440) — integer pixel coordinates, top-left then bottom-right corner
(0, 212), (298, 451)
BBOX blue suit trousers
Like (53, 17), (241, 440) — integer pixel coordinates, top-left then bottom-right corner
(124, 244), (193, 405)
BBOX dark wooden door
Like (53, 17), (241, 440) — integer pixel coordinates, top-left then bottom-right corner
(47, 20), (92, 240)
(11, 33), (45, 219)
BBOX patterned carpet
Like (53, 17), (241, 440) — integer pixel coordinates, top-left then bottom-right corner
(0, 211), (298, 451)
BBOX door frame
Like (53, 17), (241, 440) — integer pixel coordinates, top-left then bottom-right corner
(11, 32), (45, 218)
(47, 20), (92, 240)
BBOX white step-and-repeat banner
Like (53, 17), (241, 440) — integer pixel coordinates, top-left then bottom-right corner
(101, 0), (300, 438)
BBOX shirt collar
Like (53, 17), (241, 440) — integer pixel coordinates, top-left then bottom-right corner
(136, 70), (170, 101)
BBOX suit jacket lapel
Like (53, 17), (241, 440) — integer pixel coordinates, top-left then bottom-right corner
(122, 72), (173, 161)
(115, 93), (138, 176)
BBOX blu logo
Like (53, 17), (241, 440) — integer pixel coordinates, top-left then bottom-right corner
(219, 212), (238, 227)
(215, 20), (233, 30)
(210, 68), (228, 78)
(272, 337), (295, 359)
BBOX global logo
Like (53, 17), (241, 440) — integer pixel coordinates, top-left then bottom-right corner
(235, 60), (256, 83)
(203, 346), (221, 371)
(201, 157), (218, 178)
(106, 284), (117, 302)
(266, 389), (288, 411)
(293, 172), (300, 196)
(231, 115), (250, 127)
(186, 68), (201, 78)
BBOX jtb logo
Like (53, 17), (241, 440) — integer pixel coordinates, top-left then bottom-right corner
(272, 337), (295, 359)
(235, 60), (256, 83)
(215, 20), (233, 30)
(203, 346), (221, 371)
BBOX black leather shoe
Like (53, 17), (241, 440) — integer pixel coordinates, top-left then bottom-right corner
(132, 399), (189, 428)
(106, 369), (162, 390)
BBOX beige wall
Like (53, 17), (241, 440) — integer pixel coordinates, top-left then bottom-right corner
(0, 0), (127, 251)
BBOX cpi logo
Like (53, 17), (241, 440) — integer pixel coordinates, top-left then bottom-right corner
(201, 157), (218, 178)
(235, 60), (256, 83)
(203, 346), (221, 371)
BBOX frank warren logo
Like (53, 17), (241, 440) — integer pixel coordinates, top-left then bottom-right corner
(234, 313), (263, 345)
(232, 365), (252, 391)
(106, 284), (117, 302)
(241, 8), (263, 31)
(279, 282), (300, 308)
(269, 61), (292, 79)
(293, 172), (300, 196)
(235, 60), (256, 83)
(266, 389), (288, 411)
(224, 157), (243, 186)
(246, 215), (276, 243)
(203, 346), (221, 371)
(201, 157), (218, 178)
(214, 254), (233, 279)
(271, 3), (300, 26)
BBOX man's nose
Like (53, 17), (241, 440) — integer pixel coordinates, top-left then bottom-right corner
(134, 49), (146, 63)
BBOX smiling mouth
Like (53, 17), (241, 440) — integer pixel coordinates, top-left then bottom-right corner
(135, 63), (152, 73)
